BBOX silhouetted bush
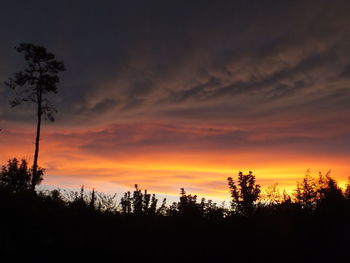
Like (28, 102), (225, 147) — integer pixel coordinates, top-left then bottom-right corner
(0, 158), (43, 193)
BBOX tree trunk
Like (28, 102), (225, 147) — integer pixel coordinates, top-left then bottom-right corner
(31, 98), (42, 191)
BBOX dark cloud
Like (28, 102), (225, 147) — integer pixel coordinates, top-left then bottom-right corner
(78, 98), (119, 117)
(43, 119), (350, 161)
(1, 0), (350, 129)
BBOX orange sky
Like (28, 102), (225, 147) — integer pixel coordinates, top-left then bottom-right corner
(1, 122), (348, 201)
(1, 0), (350, 202)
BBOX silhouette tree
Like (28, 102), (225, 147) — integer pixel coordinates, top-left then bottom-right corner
(177, 188), (203, 217)
(227, 171), (261, 216)
(132, 184), (147, 215)
(120, 190), (132, 214)
(89, 188), (96, 210)
(344, 177), (350, 200)
(0, 158), (44, 193)
(263, 182), (282, 205)
(96, 191), (118, 212)
(131, 184), (159, 215)
(201, 199), (227, 219)
(293, 170), (318, 209)
(5, 43), (65, 190)
(156, 198), (168, 216)
(281, 190), (292, 204)
(69, 185), (89, 210)
(47, 189), (66, 206)
(149, 194), (158, 215)
(316, 172), (344, 210)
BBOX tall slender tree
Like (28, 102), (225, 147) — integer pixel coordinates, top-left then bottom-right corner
(5, 43), (65, 190)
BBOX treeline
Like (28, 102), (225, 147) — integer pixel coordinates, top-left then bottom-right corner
(1, 158), (350, 218)
(1, 158), (350, 260)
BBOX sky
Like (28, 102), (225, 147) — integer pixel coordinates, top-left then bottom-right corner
(0, 0), (350, 200)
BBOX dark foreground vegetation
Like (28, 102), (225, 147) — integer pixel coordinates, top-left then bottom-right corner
(1, 158), (350, 260)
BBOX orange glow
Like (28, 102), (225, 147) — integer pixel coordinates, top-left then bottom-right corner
(1, 123), (349, 200)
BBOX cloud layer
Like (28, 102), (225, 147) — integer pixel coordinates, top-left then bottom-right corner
(1, 0), (350, 197)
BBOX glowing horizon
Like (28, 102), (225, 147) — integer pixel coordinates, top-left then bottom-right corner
(1, 0), (350, 201)
(1, 121), (348, 200)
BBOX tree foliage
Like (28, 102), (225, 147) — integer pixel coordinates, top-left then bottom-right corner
(0, 158), (43, 193)
(293, 170), (345, 211)
(5, 43), (65, 190)
(227, 171), (261, 215)
(5, 43), (65, 120)
(120, 184), (159, 215)
(345, 177), (350, 200)
(293, 170), (318, 209)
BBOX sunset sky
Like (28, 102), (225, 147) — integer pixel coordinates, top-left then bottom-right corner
(1, 0), (350, 200)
